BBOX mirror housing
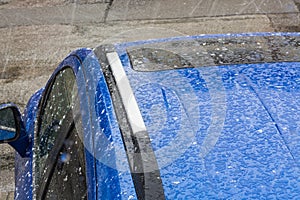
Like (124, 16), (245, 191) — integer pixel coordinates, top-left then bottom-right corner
(0, 103), (29, 157)
(0, 105), (20, 142)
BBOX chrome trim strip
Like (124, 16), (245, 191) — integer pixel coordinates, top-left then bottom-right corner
(106, 52), (147, 135)
(106, 51), (165, 200)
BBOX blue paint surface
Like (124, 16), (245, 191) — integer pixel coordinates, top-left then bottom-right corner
(116, 32), (300, 199)
(15, 88), (43, 200)
(78, 51), (137, 199)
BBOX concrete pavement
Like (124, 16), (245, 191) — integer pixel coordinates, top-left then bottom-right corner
(0, 3), (108, 27)
(107, 0), (298, 21)
(0, 0), (299, 27)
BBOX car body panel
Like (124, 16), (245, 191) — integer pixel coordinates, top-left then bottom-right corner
(14, 49), (138, 199)
(80, 51), (137, 199)
(14, 88), (43, 200)
(6, 32), (300, 199)
(113, 32), (300, 198)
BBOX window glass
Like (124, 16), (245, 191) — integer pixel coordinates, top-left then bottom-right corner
(45, 125), (87, 200)
(127, 35), (300, 71)
(37, 69), (74, 177)
(36, 67), (87, 199)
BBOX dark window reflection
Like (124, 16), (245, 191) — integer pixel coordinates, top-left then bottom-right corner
(127, 35), (300, 71)
(45, 125), (87, 200)
(36, 68), (87, 199)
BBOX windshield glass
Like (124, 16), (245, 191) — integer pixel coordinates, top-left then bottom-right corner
(127, 35), (300, 71)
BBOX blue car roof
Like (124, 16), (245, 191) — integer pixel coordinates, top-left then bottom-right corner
(110, 33), (300, 198)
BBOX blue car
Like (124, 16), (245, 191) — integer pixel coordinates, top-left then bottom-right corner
(1, 32), (300, 199)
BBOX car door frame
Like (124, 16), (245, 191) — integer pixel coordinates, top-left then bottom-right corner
(14, 49), (98, 200)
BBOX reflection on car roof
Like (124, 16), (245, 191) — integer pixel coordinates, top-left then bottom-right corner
(127, 35), (300, 71)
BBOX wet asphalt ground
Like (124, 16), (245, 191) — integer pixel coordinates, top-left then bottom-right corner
(0, 0), (299, 199)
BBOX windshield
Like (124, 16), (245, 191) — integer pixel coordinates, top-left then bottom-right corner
(127, 35), (300, 71)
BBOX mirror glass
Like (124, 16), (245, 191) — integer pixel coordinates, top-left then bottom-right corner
(0, 107), (17, 141)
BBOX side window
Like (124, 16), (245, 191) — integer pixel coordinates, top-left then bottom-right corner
(36, 68), (87, 199)
(45, 124), (87, 200)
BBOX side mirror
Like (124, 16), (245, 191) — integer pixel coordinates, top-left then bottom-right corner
(0, 104), (20, 142)
(0, 103), (29, 157)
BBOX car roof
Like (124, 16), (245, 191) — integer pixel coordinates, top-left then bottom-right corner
(93, 32), (300, 198)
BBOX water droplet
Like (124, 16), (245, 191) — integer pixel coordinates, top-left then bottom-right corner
(257, 129), (263, 133)
(60, 153), (71, 163)
(173, 181), (180, 185)
(128, 195), (135, 200)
